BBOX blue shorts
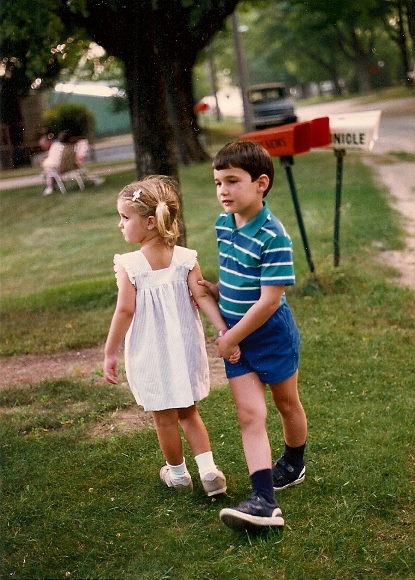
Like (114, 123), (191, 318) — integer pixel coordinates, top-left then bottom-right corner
(223, 302), (300, 385)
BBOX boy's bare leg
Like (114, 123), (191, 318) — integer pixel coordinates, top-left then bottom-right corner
(270, 371), (307, 447)
(229, 373), (272, 474)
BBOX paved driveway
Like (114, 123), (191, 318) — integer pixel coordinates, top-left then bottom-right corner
(296, 96), (415, 155)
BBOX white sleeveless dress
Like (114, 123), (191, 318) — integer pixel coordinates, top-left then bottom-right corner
(114, 245), (210, 411)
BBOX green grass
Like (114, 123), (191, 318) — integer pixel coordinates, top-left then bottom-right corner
(1, 146), (415, 579)
(0, 150), (407, 354)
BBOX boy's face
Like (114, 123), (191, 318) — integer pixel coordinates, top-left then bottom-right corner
(214, 166), (269, 225)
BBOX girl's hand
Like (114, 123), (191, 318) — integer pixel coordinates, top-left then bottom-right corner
(104, 354), (118, 384)
(228, 345), (241, 364)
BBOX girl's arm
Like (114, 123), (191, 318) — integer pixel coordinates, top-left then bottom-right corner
(216, 284), (285, 361)
(104, 266), (136, 384)
(188, 262), (228, 332)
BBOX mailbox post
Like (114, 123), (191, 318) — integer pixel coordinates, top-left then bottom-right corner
(329, 110), (381, 266)
(241, 110), (381, 270)
(280, 154), (315, 273)
(241, 118), (330, 273)
(333, 149), (345, 267)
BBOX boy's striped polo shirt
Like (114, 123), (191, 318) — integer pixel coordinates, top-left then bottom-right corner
(215, 201), (295, 321)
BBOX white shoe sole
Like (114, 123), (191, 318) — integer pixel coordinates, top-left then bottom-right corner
(220, 507), (284, 531)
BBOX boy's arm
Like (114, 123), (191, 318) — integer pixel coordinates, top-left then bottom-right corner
(216, 284), (285, 361)
(197, 278), (219, 302)
(104, 267), (136, 384)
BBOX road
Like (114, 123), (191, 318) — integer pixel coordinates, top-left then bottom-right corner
(0, 95), (413, 192)
(296, 96), (415, 155)
(91, 95), (414, 162)
(93, 142), (134, 162)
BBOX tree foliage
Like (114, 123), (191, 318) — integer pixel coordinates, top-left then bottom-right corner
(1, 0), (241, 244)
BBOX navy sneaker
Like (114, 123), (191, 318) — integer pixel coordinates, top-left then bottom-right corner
(219, 493), (284, 531)
(272, 456), (305, 490)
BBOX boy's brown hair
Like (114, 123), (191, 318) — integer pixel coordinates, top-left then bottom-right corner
(212, 140), (274, 196)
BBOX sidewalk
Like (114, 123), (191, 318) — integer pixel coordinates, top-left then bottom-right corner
(0, 162), (135, 191)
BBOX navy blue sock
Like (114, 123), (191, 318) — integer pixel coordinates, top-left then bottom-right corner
(283, 442), (306, 467)
(250, 469), (275, 504)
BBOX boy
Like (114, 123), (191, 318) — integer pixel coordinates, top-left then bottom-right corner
(199, 140), (307, 531)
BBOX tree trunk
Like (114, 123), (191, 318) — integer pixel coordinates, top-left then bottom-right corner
(397, 0), (412, 86)
(82, 0), (186, 245)
(163, 59), (211, 165)
(153, 0), (239, 164)
(123, 53), (187, 245)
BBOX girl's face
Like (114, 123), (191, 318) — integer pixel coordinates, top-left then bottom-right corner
(117, 198), (153, 244)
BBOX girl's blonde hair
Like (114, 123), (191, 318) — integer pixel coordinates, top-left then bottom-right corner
(118, 175), (180, 246)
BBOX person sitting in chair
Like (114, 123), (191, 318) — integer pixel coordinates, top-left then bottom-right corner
(40, 131), (70, 196)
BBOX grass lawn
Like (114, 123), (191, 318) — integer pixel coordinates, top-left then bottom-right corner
(1, 147), (414, 579)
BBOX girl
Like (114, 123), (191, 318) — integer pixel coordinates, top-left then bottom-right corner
(104, 175), (240, 496)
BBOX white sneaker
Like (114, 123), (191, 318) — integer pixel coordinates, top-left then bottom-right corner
(43, 186), (53, 196)
(159, 465), (193, 491)
(92, 177), (104, 186)
(201, 468), (227, 497)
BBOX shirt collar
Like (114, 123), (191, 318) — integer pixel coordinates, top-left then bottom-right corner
(225, 201), (270, 236)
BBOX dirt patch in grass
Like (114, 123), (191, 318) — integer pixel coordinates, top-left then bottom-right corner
(0, 342), (228, 436)
(0, 343), (227, 390)
(365, 157), (415, 289)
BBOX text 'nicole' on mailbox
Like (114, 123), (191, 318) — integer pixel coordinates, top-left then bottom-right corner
(329, 110), (381, 151)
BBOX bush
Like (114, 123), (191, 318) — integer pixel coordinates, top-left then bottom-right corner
(42, 102), (96, 139)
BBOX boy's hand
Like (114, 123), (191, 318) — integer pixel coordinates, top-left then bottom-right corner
(216, 335), (240, 363)
(197, 279), (219, 302)
(104, 355), (118, 384)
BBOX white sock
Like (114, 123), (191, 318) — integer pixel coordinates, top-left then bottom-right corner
(195, 451), (216, 478)
(166, 459), (188, 481)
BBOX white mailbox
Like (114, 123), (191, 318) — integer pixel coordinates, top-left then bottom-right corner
(329, 110), (381, 151)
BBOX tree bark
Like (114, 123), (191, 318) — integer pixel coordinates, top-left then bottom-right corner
(81, 0), (186, 244)
(162, 58), (211, 166)
(154, 0), (239, 165)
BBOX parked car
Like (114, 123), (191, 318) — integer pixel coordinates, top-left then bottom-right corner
(248, 83), (297, 130)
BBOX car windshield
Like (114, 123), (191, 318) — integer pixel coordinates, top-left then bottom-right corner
(248, 87), (287, 103)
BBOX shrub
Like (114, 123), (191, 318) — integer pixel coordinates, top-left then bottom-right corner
(42, 102), (95, 139)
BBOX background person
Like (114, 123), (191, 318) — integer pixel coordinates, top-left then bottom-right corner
(40, 130), (69, 195)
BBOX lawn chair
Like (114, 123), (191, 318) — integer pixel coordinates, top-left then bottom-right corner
(49, 143), (86, 194)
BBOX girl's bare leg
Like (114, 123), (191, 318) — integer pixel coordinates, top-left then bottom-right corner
(152, 408), (183, 466)
(178, 404), (211, 456)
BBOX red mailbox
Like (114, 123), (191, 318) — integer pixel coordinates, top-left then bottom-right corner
(194, 102), (210, 113)
(309, 117), (330, 149)
(241, 117), (330, 157)
(241, 121), (311, 156)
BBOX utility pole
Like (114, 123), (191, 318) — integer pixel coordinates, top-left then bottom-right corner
(206, 42), (222, 122)
(231, 11), (253, 132)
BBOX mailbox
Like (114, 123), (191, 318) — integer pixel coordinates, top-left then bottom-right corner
(310, 117), (331, 149)
(329, 110), (381, 151)
(241, 117), (331, 157)
(241, 121), (311, 156)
